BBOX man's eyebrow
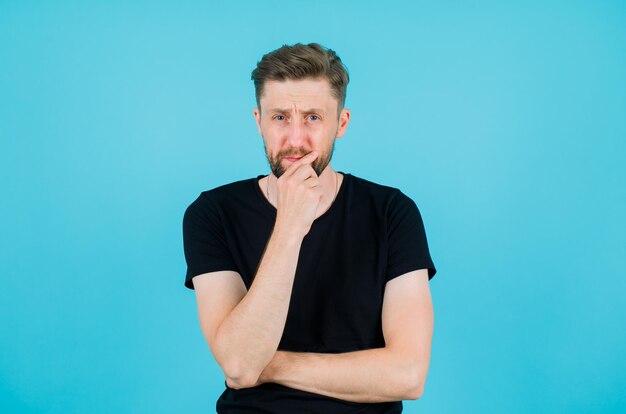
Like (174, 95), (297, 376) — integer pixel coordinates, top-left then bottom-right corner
(268, 107), (326, 114)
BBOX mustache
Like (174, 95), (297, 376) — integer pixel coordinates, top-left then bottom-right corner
(277, 149), (312, 158)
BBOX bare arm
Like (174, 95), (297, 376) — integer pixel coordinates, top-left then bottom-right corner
(193, 152), (323, 389)
(205, 229), (302, 388)
(256, 269), (434, 402)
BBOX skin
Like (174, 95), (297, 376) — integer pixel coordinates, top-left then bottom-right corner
(192, 77), (434, 403)
(253, 78), (350, 218)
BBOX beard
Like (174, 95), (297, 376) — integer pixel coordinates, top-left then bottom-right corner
(264, 139), (336, 178)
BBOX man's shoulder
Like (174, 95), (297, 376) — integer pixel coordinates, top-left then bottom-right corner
(186, 176), (260, 213)
(199, 176), (258, 199)
(347, 173), (405, 201)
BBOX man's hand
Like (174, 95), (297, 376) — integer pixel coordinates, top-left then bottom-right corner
(274, 151), (322, 239)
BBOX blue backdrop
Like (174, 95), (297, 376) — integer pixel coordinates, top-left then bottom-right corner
(1, 1), (625, 413)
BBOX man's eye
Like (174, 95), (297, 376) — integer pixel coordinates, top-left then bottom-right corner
(274, 115), (285, 121)
(308, 115), (320, 121)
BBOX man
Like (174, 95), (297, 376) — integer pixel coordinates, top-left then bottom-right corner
(183, 43), (437, 413)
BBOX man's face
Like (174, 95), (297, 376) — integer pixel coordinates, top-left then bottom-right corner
(253, 78), (350, 178)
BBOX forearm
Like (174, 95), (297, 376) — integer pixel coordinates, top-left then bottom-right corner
(259, 348), (423, 403)
(214, 227), (302, 387)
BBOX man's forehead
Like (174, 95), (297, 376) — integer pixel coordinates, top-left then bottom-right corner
(259, 78), (336, 110)
(267, 105), (327, 114)
(263, 78), (331, 91)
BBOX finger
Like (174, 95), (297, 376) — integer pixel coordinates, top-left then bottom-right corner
(283, 151), (318, 177)
(304, 176), (320, 188)
(292, 163), (318, 182)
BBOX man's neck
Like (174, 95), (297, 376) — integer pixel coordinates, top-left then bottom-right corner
(262, 166), (343, 217)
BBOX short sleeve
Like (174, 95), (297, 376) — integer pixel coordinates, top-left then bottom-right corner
(386, 191), (437, 282)
(182, 193), (238, 290)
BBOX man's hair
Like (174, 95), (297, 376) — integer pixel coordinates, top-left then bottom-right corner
(251, 43), (349, 115)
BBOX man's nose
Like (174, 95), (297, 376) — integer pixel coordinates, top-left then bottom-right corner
(286, 117), (306, 146)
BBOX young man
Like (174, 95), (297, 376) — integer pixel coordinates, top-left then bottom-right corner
(183, 43), (437, 413)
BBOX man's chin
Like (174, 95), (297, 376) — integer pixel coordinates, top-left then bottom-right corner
(269, 157), (330, 178)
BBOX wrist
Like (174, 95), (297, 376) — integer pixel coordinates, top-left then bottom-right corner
(259, 351), (288, 384)
(259, 353), (278, 384)
(272, 222), (306, 244)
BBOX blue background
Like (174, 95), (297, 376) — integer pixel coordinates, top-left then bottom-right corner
(1, 1), (625, 413)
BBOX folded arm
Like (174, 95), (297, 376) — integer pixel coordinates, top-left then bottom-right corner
(258, 269), (434, 403)
(193, 227), (304, 389)
(192, 159), (331, 389)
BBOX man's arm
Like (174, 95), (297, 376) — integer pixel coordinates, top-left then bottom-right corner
(193, 228), (303, 389)
(257, 268), (434, 403)
(193, 152), (323, 389)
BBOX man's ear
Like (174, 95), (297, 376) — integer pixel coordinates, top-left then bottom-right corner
(253, 108), (262, 136)
(335, 108), (351, 138)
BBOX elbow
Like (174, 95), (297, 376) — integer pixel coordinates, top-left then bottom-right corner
(225, 372), (260, 390)
(401, 365), (427, 400)
(404, 381), (425, 400)
(213, 340), (262, 390)
(220, 357), (262, 390)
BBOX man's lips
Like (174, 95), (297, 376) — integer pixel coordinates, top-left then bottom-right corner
(284, 156), (304, 162)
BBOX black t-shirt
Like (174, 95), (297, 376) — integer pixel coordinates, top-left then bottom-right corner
(183, 172), (437, 413)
